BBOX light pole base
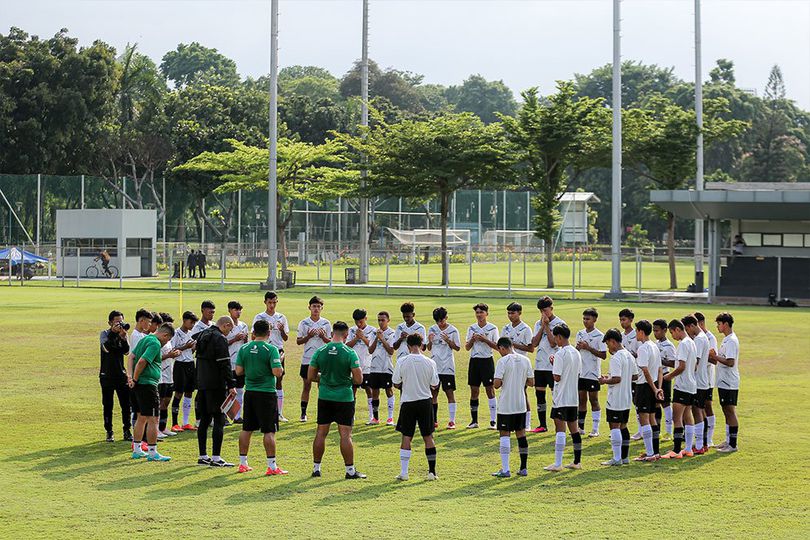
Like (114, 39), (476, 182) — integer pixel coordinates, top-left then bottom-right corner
(259, 280), (287, 290)
(603, 291), (626, 300)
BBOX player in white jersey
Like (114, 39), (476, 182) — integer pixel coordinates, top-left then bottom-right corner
(427, 307), (461, 429)
(465, 303), (500, 429)
(191, 300), (215, 338)
(226, 301), (249, 423)
(575, 308), (607, 438)
(683, 315), (710, 454)
(156, 313), (180, 439)
(530, 296), (565, 433)
(618, 308), (643, 440)
(544, 324), (583, 471)
(501, 302), (535, 430)
(652, 319), (676, 440)
(632, 320), (664, 461)
(393, 302), (427, 359)
(694, 311), (718, 447)
(492, 337), (534, 477)
(368, 311), (397, 425)
(599, 329), (635, 466)
(710, 312), (740, 453)
(347, 309), (377, 424)
(661, 319), (697, 459)
(296, 296), (331, 422)
(253, 291), (290, 420)
(171, 311), (198, 431)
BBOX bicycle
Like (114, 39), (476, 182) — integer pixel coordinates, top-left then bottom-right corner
(86, 258), (119, 279)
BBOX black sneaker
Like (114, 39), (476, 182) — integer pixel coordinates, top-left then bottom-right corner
(197, 457), (212, 466)
(233, 418), (243, 424)
(345, 470), (367, 479)
(209, 459), (235, 467)
(311, 470), (322, 477)
(123, 430), (133, 442)
(105, 431), (115, 442)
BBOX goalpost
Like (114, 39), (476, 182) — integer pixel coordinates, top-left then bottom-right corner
(386, 228), (471, 264)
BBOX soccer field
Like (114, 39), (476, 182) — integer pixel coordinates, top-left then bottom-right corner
(2, 287), (808, 538)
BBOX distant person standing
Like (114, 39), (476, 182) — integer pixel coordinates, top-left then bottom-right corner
(100, 310), (132, 442)
(187, 250), (196, 278)
(198, 250), (207, 279)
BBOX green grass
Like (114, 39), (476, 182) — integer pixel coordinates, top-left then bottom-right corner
(2, 287), (808, 538)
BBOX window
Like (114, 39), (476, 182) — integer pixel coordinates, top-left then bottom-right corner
(126, 238), (153, 257)
(61, 238), (117, 257)
(783, 234), (804, 247)
(742, 233), (761, 247)
(762, 234), (782, 247)
(806, 234), (810, 248)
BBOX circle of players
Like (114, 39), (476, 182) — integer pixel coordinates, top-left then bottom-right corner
(99, 292), (741, 480)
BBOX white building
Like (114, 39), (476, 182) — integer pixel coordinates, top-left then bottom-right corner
(559, 192), (600, 244)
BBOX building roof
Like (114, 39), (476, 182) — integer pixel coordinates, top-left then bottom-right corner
(650, 188), (810, 220)
(559, 192), (600, 203)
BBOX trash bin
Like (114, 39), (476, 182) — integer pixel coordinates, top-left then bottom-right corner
(279, 269), (296, 288)
(345, 267), (357, 284)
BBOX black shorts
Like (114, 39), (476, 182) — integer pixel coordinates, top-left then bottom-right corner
(661, 378), (672, 406)
(173, 361), (196, 393)
(196, 388), (227, 415)
(369, 372), (393, 390)
(130, 387), (140, 415)
(550, 406), (578, 423)
(300, 363), (317, 380)
(317, 399), (355, 426)
(672, 389), (696, 406)
(534, 370), (554, 389)
(232, 370), (246, 389)
(438, 374), (456, 391)
(578, 378), (600, 392)
(158, 383), (174, 399)
(353, 373), (371, 390)
(694, 388), (711, 408)
(396, 399), (434, 438)
(468, 357), (495, 387)
(497, 413), (526, 432)
(635, 384), (657, 413)
(704, 387), (713, 402)
(718, 388), (739, 406)
(242, 390), (279, 433)
(134, 384), (160, 417)
(606, 408), (631, 424)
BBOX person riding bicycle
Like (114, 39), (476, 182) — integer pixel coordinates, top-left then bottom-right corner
(96, 249), (112, 277)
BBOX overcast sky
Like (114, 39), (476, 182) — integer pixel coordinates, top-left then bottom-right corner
(5, 0), (810, 107)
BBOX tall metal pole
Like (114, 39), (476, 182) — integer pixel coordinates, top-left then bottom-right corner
(237, 189), (242, 262)
(358, 0), (370, 283)
(162, 176), (166, 245)
(609, 0), (623, 297)
(694, 0), (705, 290)
(80, 174), (85, 209)
(36, 173), (41, 254)
(267, 0), (279, 289)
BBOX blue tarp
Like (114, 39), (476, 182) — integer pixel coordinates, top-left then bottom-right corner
(0, 247), (49, 265)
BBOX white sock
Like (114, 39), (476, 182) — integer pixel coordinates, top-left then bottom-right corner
(277, 390), (284, 414)
(239, 455), (248, 466)
(641, 424), (654, 456)
(267, 456), (276, 469)
(199, 454), (210, 460)
(525, 410), (532, 431)
(387, 395), (395, 419)
(367, 398), (374, 421)
(148, 444), (157, 457)
(182, 397), (192, 425)
(346, 464), (356, 475)
(706, 415), (716, 444)
(684, 424), (695, 451)
(235, 387), (244, 419)
(400, 449), (411, 476)
(488, 397), (497, 422)
(448, 402), (457, 423)
(726, 424), (730, 444)
(554, 432), (566, 467)
(664, 406), (673, 434)
(694, 421), (705, 450)
(313, 462), (321, 473)
(499, 436), (511, 472)
(610, 428), (622, 461)
(634, 413), (641, 435)
(212, 455), (221, 462)
(592, 410), (601, 432)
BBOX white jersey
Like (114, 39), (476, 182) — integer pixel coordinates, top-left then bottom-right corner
(551, 344), (581, 408)
(171, 327), (195, 363)
(466, 322), (499, 359)
(606, 349), (635, 411)
(392, 353), (439, 403)
(130, 329), (146, 352)
(394, 321), (427, 359)
(693, 331), (711, 390)
(348, 324), (377, 374)
(656, 338), (676, 374)
(370, 327), (396, 374)
(226, 319), (249, 370)
(622, 328), (639, 358)
(533, 316), (565, 371)
(428, 324), (460, 375)
(716, 332), (740, 390)
(635, 340), (661, 387)
(160, 342), (174, 384)
(252, 311), (289, 350)
(673, 336), (698, 394)
(297, 317), (332, 365)
(705, 330), (718, 387)
(494, 353), (533, 415)
(191, 319), (212, 340)
(576, 327), (606, 381)
(501, 321), (533, 350)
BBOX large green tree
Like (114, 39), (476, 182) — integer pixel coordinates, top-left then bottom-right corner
(445, 74), (517, 124)
(160, 42), (239, 88)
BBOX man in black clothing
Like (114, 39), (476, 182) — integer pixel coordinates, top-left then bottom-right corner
(198, 250), (207, 279)
(195, 316), (236, 467)
(187, 250), (196, 278)
(100, 310), (132, 442)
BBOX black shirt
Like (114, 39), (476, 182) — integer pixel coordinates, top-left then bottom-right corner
(99, 329), (130, 384)
(195, 326), (235, 390)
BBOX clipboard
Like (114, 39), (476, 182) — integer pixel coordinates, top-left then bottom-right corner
(221, 393), (241, 420)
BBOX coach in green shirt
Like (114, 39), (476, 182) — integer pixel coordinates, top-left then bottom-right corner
(308, 321), (365, 479)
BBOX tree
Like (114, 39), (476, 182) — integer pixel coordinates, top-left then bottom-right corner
(279, 65), (341, 102)
(340, 59), (425, 114)
(709, 59), (736, 85)
(764, 65), (786, 101)
(574, 60), (680, 107)
(500, 82), (611, 287)
(173, 139), (356, 270)
(445, 74), (517, 124)
(336, 112), (513, 285)
(160, 42), (239, 88)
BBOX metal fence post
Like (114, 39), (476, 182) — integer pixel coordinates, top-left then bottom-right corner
(385, 252), (390, 295)
(445, 249), (450, 297)
(469, 249), (473, 286)
(329, 257), (333, 292)
(61, 247), (65, 288)
(523, 251), (527, 287)
(638, 250), (643, 300)
(416, 251), (420, 285)
(76, 246), (80, 288)
(508, 250), (512, 296)
(168, 249), (173, 290)
(7, 248), (11, 286)
(571, 246), (576, 300)
(220, 249), (225, 291)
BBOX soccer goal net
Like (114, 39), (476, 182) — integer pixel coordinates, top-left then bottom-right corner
(386, 228), (471, 248)
(481, 230), (539, 248)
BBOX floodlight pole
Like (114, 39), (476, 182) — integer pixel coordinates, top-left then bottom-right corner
(358, 0), (370, 283)
(609, 0), (623, 297)
(694, 0), (705, 290)
(266, 0), (279, 290)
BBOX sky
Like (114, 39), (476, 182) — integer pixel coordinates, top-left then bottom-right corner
(4, 0), (810, 107)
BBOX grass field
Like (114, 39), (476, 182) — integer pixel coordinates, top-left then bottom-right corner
(2, 286), (808, 538)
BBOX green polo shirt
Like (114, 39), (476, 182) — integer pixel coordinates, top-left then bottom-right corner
(236, 340), (282, 393)
(310, 342), (360, 402)
(132, 334), (162, 387)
